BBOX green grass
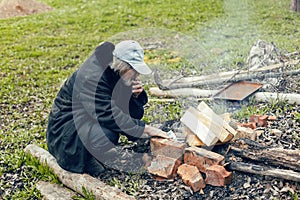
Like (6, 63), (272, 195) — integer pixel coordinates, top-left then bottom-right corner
(1, 0), (300, 199)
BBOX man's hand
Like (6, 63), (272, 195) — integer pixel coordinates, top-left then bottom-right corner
(143, 125), (170, 139)
(132, 78), (143, 98)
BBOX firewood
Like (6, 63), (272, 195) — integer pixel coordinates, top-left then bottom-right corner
(229, 161), (300, 182)
(230, 138), (300, 172)
(24, 144), (135, 200)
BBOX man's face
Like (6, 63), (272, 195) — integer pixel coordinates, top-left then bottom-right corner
(120, 68), (139, 86)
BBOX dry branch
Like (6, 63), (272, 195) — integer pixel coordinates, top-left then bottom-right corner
(24, 144), (135, 200)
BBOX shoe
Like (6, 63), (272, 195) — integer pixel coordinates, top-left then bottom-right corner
(84, 157), (106, 177)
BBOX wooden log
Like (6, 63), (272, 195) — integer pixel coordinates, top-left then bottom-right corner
(24, 144), (135, 200)
(155, 60), (300, 90)
(230, 138), (300, 172)
(149, 87), (300, 105)
(254, 92), (300, 105)
(149, 87), (218, 98)
(229, 161), (300, 182)
(36, 181), (77, 200)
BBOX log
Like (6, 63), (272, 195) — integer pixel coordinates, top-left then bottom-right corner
(149, 87), (218, 98)
(24, 144), (135, 200)
(155, 60), (300, 90)
(230, 138), (300, 172)
(229, 161), (300, 182)
(149, 87), (300, 105)
(36, 181), (77, 200)
(254, 92), (300, 105)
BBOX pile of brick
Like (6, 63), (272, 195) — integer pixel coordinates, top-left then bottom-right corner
(145, 101), (237, 192)
(145, 101), (279, 192)
(147, 138), (232, 192)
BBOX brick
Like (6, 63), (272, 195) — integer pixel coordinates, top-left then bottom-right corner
(237, 122), (256, 130)
(147, 155), (181, 179)
(205, 165), (232, 186)
(250, 114), (268, 127)
(184, 147), (225, 173)
(177, 164), (206, 192)
(150, 138), (187, 160)
(268, 115), (277, 121)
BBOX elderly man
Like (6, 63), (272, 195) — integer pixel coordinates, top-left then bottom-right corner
(46, 40), (168, 176)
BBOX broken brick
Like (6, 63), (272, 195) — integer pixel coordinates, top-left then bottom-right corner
(150, 138), (187, 160)
(250, 115), (268, 127)
(177, 164), (206, 192)
(147, 155), (181, 179)
(268, 115), (277, 121)
(237, 122), (256, 130)
(184, 147), (225, 173)
(205, 165), (232, 186)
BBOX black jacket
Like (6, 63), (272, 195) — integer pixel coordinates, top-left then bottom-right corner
(46, 42), (147, 173)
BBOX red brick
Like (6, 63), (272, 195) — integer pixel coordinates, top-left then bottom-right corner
(250, 115), (268, 127)
(177, 164), (206, 192)
(205, 165), (232, 186)
(147, 155), (181, 179)
(258, 115), (268, 127)
(238, 122), (256, 129)
(150, 138), (187, 161)
(268, 115), (277, 121)
(184, 147), (224, 173)
(249, 114), (260, 123)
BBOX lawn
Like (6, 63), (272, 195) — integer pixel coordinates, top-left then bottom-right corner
(0, 0), (300, 199)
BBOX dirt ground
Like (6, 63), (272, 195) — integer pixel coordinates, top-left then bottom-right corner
(0, 0), (52, 19)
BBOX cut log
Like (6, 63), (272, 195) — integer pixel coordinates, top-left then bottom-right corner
(24, 144), (135, 200)
(149, 87), (300, 105)
(180, 107), (219, 146)
(230, 138), (300, 172)
(229, 161), (300, 182)
(180, 105), (235, 146)
(155, 60), (300, 90)
(197, 101), (236, 141)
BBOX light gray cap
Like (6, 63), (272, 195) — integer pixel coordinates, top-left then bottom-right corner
(113, 40), (152, 75)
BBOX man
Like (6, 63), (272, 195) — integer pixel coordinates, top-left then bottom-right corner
(46, 40), (168, 176)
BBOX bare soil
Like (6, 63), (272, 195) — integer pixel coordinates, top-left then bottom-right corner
(0, 0), (52, 19)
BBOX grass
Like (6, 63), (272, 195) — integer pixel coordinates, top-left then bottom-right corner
(0, 0), (300, 199)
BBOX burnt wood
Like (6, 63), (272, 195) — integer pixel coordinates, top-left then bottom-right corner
(230, 138), (300, 172)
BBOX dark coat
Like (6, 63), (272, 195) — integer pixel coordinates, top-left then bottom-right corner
(46, 42), (147, 173)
